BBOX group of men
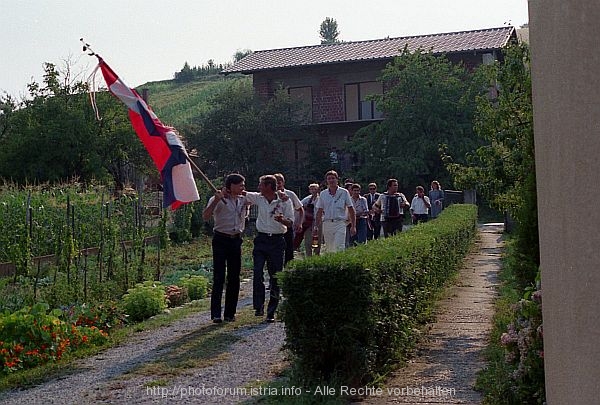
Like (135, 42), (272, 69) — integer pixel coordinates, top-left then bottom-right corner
(202, 173), (301, 324)
(203, 170), (442, 324)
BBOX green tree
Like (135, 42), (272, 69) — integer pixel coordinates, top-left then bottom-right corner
(447, 43), (538, 284)
(319, 17), (340, 44)
(0, 62), (151, 186)
(233, 49), (253, 62)
(174, 62), (194, 83)
(183, 78), (317, 185)
(349, 47), (485, 189)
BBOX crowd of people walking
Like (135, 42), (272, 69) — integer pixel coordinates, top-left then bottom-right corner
(202, 170), (445, 324)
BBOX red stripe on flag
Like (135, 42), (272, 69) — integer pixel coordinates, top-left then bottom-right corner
(95, 56), (199, 210)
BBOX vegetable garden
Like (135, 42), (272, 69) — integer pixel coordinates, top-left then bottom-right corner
(0, 182), (213, 375)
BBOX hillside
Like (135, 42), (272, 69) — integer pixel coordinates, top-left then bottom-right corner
(135, 74), (249, 127)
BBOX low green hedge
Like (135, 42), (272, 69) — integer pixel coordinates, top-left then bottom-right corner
(280, 204), (478, 386)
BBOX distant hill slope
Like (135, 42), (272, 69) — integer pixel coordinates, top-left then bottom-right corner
(135, 75), (249, 127)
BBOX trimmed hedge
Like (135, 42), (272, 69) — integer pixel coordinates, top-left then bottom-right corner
(280, 204), (478, 386)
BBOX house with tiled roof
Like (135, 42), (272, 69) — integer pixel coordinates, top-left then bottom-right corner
(222, 26), (517, 165)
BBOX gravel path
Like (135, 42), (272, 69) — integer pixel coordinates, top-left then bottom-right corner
(0, 224), (503, 405)
(355, 223), (503, 404)
(0, 280), (288, 405)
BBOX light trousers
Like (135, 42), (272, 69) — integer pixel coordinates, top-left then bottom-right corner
(322, 220), (347, 253)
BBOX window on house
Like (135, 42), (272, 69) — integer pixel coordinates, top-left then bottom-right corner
(345, 81), (383, 121)
(288, 86), (312, 123)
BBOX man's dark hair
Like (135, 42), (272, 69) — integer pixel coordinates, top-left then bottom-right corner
(225, 173), (245, 189)
(260, 175), (277, 191)
(387, 178), (399, 189)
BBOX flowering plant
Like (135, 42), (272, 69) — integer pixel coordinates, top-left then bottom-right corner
(0, 303), (108, 374)
(60, 301), (126, 330)
(165, 285), (189, 307)
(500, 286), (545, 403)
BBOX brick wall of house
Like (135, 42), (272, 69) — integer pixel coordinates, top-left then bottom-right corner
(314, 77), (344, 122)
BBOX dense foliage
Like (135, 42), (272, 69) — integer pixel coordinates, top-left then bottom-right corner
(281, 205), (477, 387)
(0, 63), (152, 187)
(447, 43), (538, 286)
(182, 78), (324, 186)
(448, 43), (544, 403)
(320, 17), (341, 44)
(348, 48), (486, 190)
(0, 303), (109, 374)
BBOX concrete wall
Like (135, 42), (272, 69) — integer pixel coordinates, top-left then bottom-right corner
(529, 1), (600, 403)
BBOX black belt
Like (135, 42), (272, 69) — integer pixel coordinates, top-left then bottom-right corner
(257, 232), (284, 237)
(214, 230), (241, 239)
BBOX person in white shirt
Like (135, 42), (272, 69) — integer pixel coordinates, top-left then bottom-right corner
(315, 170), (356, 253)
(202, 173), (248, 323)
(373, 179), (410, 237)
(410, 185), (431, 225)
(244, 175), (294, 323)
(350, 183), (369, 245)
(274, 173), (304, 265)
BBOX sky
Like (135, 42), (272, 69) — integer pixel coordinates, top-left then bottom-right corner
(0, 0), (529, 99)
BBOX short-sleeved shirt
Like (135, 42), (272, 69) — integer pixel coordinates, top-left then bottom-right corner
(316, 187), (353, 221)
(245, 192), (294, 234)
(352, 196), (369, 218)
(205, 195), (247, 235)
(283, 189), (302, 210)
(301, 194), (319, 224)
(410, 195), (431, 215)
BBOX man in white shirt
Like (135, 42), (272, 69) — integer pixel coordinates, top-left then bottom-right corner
(315, 170), (356, 253)
(202, 173), (247, 323)
(245, 175), (294, 322)
(410, 185), (431, 225)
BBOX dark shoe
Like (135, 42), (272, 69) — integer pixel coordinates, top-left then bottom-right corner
(266, 316), (275, 323)
(224, 316), (235, 322)
(255, 310), (264, 317)
(212, 318), (223, 324)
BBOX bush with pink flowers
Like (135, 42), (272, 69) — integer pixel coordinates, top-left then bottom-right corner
(499, 284), (545, 403)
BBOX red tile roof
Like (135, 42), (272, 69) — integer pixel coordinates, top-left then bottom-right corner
(222, 26), (516, 74)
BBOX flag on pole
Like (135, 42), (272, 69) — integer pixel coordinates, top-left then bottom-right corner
(95, 57), (199, 210)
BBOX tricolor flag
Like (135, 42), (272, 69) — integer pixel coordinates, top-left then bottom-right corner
(95, 57), (199, 210)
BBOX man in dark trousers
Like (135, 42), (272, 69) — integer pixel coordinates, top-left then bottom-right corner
(245, 175), (294, 322)
(202, 173), (247, 323)
(274, 173), (303, 265)
(364, 182), (381, 240)
(373, 179), (410, 238)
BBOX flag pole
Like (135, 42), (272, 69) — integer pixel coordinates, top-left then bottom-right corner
(82, 39), (223, 204)
(185, 155), (218, 193)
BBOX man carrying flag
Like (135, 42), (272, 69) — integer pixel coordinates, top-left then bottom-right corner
(87, 45), (199, 210)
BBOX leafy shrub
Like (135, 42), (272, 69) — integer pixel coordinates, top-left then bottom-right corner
(0, 303), (108, 374)
(121, 281), (167, 322)
(0, 276), (35, 313)
(281, 204), (478, 387)
(60, 301), (126, 331)
(179, 275), (208, 300)
(499, 284), (544, 403)
(165, 285), (189, 307)
(161, 263), (212, 285)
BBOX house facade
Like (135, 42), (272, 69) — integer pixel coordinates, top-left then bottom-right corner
(222, 26), (517, 173)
